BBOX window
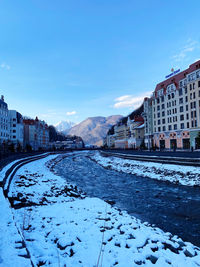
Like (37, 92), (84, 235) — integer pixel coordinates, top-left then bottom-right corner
(185, 96), (188, 102)
(158, 119), (160, 125)
(192, 121), (194, 127)
(174, 124), (177, 130)
(187, 122), (189, 128)
(158, 112), (160, 118)
(179, 98), (183, 104)
(185, 87), (188, 94)
(157, 98), (160, 104)
(179, 88), (183, 96)
(13, 130), (16, 133)
(163, 126), (166, 131)
(13, 124), (16, 127)
(186, 104), (188, 111)
(180, 106), (184, 112)
(162, 119), (165, 124)
(191, 111), (193, 118)
(180, 114), (184, 121)
(172, 93), (175, 98)
(168, 94), (171, 100)
(168, 125), (172, 131)
(162, 111), (165, 116)
(13, 135), (16, 139)
(190, 93), (192, 100)
(162, 104), (165, 109)
(194, 102), (196, 108)
(161, 96), (164, 102)
(199, 81), (200, 87)
(158, 127), (161, 132)
(193, 92), (196, 98)
(191, 102), (193, 109)
(186, 113), (189, 120)
(190, 84), (192, 90)
(180, 123), (184, 129)
(157, 105), (160, 111)
(193, 83), (195, 89)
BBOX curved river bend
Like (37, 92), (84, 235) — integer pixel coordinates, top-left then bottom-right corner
(55, 152), (200, 247)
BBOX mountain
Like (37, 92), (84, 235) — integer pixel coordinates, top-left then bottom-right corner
(55, 121), (75, 133)
(67, 115), (123, 146)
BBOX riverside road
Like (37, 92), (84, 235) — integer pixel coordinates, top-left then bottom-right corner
(55, 152), (200, 247)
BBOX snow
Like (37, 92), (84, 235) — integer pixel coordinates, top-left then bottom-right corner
(0, 189), (32, 266)
(91, 152), (200, 186)
(0, 152), (200, 266)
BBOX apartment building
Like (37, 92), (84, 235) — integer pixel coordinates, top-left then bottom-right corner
(127, 116), (144, 149)
(23, 117), (49, 150)
(8, 110), (24, 147)
(143, 97), (153, 149)
(114, 123), (129, 149)
(0, 95), (9, 144)
(151, 60), (200, 150)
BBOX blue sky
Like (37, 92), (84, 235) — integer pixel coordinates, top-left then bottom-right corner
(0, 0), (200, 125)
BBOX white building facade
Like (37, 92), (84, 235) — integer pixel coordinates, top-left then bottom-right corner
(0, 95), (9, 144)
(8, 110), (24, 147)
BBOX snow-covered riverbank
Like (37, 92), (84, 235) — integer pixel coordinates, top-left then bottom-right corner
(92, 152), (200, 187)
(1, 153), (200, 266)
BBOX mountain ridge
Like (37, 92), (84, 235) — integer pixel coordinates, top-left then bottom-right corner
(66, 115), (123, 146)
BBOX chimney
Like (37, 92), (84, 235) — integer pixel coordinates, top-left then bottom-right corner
(1, 95), (4, 102)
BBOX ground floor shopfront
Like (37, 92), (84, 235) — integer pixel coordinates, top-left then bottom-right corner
(153, 129), (200, 150)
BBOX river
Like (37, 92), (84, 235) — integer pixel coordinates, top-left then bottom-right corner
(55, 152), (200, 247)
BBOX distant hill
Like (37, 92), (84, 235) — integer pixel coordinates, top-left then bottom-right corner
(55, 121), (75, 133)
(67, 115), (123, 146)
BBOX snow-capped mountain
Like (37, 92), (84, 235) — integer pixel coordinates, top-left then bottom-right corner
(55, 121), (75, 133)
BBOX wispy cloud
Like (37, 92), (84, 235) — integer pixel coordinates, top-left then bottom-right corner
(66, 111), (77, 116)
(114, 92), (151, 109)
(0, 63), (10, 70)
(172, 39), (199, 62)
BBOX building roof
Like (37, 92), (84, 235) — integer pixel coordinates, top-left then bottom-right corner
(154, 60), (200, 97)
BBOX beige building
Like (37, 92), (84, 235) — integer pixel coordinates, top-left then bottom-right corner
(114, 123), (129, 149)
(151, 60), (200, 150)
(23, 117), (49, 150)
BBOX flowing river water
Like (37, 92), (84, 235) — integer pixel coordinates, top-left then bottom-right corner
(55, 152), (200, 247)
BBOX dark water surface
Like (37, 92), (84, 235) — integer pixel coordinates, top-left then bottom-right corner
(55, 152), (200, 247)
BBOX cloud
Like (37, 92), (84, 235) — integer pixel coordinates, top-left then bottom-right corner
(172, 39), (199, 62)
(114, 92), (151, 109)
(0, 63), (10, 70)
(66, 111), (77, 116)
